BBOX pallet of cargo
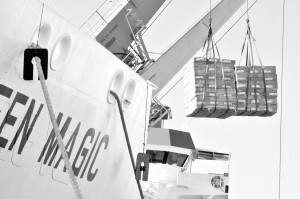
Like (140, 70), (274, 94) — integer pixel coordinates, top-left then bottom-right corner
(184, 58), (278, 118)
(235, 65), (278, 116)
(183, 58), (236, 119)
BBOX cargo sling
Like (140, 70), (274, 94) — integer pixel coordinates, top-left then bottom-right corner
(200, 18), (230, 118)
(238, 19), (269, 116)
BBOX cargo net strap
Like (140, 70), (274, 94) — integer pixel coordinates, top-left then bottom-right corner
(237, 20), (269, 115)
(201, 23), (230, 117)
(33, 57), (84, 199)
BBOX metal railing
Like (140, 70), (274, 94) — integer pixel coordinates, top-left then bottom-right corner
(79, 0), (124, 38)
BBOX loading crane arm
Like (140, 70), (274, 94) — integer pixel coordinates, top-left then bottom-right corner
(140, 0), (248, 97)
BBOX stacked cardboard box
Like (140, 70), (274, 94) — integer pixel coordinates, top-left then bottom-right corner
(235, 66), (277, 116)
(183, 58), (236, 118)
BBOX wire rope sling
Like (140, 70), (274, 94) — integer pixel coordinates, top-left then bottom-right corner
(235, 1), (278, 117)
(183, 1), (237, 119)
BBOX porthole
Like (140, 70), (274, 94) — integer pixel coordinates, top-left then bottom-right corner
(211, 176), (224, 188)
(107, 71), (124, 104)
(50, 34), (72, 71)
(31, 22), (51, 48)
(122, 80), (136, 110)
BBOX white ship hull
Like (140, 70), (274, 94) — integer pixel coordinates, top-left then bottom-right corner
(0, 0), (151, 198)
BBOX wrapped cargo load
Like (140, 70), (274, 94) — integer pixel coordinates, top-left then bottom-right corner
(235, 65), (278, 116)
(234, 18), (278, 117)
(183, 17), (278, 119)
(183, 58), (237, 118)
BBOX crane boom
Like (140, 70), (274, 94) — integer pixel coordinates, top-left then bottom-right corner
(140, 0), (248, 96)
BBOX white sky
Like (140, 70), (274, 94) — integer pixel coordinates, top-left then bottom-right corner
(43, 0), (300, 198)
(142, 0), (300, 199)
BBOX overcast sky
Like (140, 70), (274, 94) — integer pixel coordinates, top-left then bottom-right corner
(142, 0), (300, 199)
(42, 0), (300, 198)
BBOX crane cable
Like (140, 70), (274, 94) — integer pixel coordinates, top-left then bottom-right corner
(247, 0), (250, 20)
(279, 0), (285, 198)
(210, 0), (212, 23)
(142, 82), (149, 153)
(35, 3), (44, 50)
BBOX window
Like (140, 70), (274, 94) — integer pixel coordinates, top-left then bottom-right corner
(146, 150), (188, 167)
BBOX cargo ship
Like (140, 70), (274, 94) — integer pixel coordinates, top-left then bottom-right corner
(1, 0), (291, 199)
